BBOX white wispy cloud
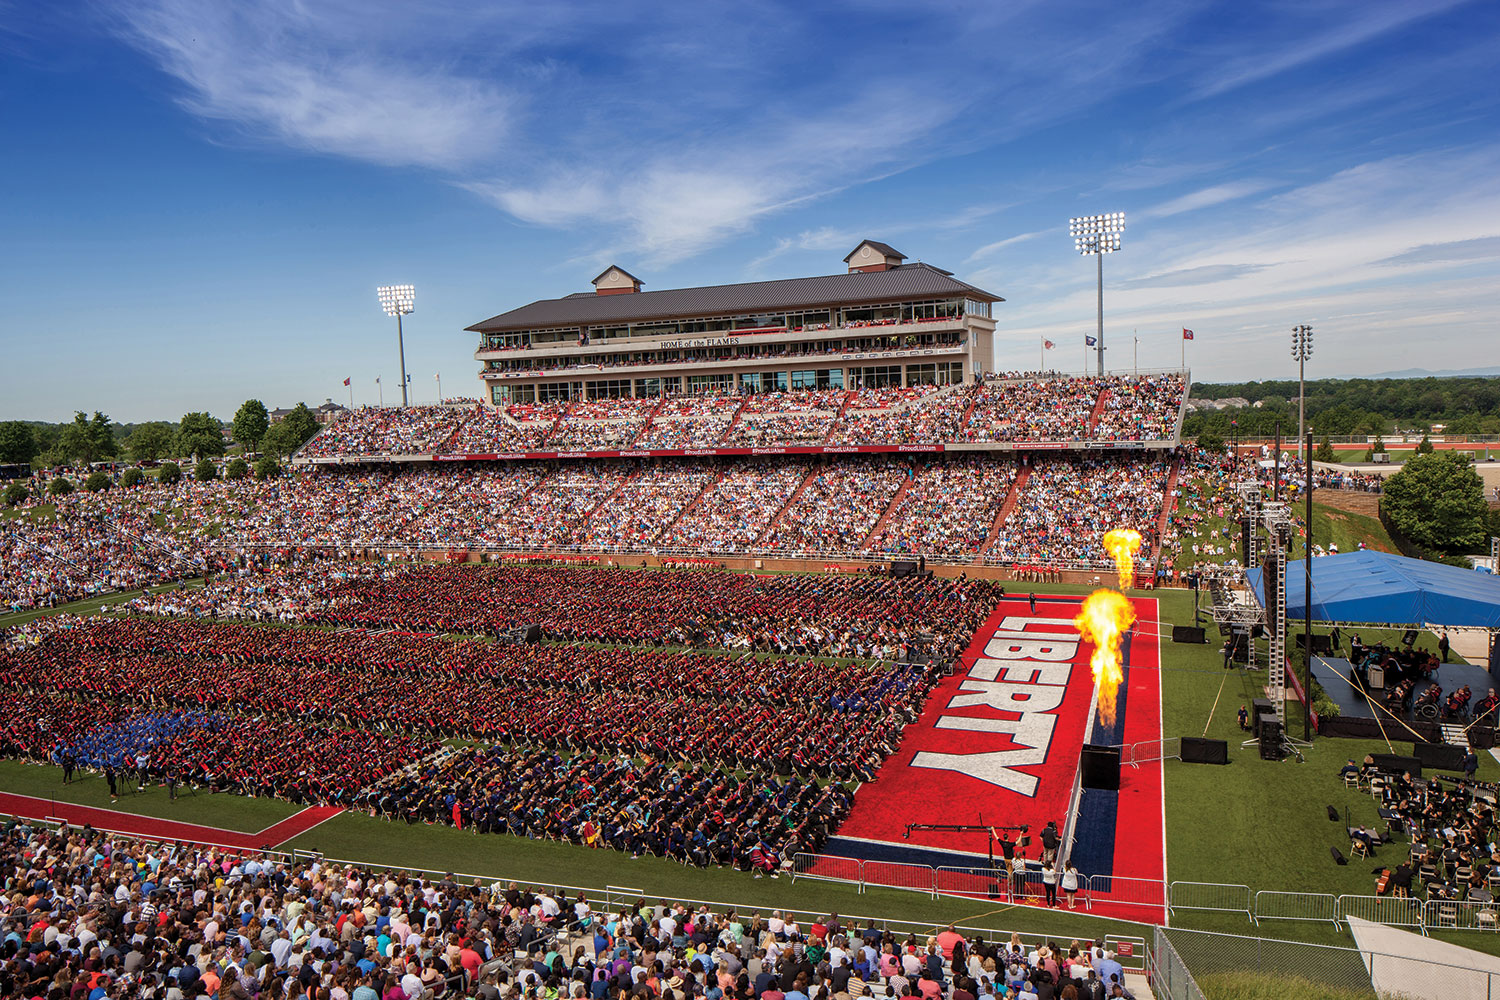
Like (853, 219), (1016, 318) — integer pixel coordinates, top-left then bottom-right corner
(116, 1), (515, 170)
(1138, 181), (1270, 220)
(965, 230), (1049, 264)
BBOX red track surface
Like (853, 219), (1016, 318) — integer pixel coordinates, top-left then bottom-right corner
(0, 791), (340, 851)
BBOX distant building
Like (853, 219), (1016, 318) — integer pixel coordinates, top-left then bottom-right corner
(269, 400), (347, 425)
(466, 240), (1004, 405)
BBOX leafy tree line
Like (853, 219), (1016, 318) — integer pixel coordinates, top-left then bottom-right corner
(1185, 376), (1500, 438)
(0, 400), (322, 470)
(1379, 451), (1498, 556)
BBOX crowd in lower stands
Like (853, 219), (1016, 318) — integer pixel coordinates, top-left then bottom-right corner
(1, 451), (1185, 613)
(0, 818), (1138, 1000)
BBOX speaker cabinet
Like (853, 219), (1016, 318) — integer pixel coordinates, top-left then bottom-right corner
(1172, 625), (1207, 644)
(1181, 737), (1228, 765)
(1411, 742), (1467, 771)
(1080, 744), (1121, 790)
(524, 624), (543, 644)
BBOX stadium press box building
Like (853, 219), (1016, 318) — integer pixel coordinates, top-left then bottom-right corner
(467, 240), (1002, 405)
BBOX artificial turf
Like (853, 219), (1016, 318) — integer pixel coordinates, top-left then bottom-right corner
(4, 571), (1499, 959)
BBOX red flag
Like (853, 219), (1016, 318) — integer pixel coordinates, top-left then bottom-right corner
(1182, 329), (1194, 341)
(1043, 340), (1055, 350)
(343, 377), (351, 386)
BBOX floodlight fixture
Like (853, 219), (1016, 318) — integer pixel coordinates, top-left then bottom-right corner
(1069, 212), (1125, 375)
(1292, 325), (1313, 460)
(377, 284), (416, 407)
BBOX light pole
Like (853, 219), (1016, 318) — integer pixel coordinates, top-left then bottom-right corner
(1292, 325), (1313, 462)
(1069, 212), (1125, 376)
(377, 284), (416, 407)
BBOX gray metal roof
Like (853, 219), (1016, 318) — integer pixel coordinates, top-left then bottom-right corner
(466, 263), (1003, 333)
(843, 239), (905, 263)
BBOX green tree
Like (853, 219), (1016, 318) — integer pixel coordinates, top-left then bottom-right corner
(2, 483), (27, 506)
(58, 411), (116, 466)
(232, 399), (270, 456)
(0, 422), (38, 465)
(47, 476), (74, 497)
(225, 457), (249, 480)
(262, 421), (300, 460)
(1381, 451), (1488, 553)
(1195, 431), (1224, 454)
(1314, 436), (1336, 463)
(253, 455), (281, 480)
(283, 403), (321, 448)
(195, 458), (218, 482)
(1416, 433), (1434, 454)
(157, 461), (182, 486)
(119, 467), (143, 488)
(84, 471), (112, 492)
(128, 421), (176, 462)
(177, 412), (225, 460)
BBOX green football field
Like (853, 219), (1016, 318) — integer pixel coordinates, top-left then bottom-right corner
(3, 574), (1496, 956)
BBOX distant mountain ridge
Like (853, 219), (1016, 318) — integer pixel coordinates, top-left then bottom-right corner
(1353, 366), (1500, 380)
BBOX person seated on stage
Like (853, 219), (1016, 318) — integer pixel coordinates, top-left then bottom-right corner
(1446, 685), (1472, 719)
(1476, 689), (1500, 724)
(1415, 683), (1443, 713)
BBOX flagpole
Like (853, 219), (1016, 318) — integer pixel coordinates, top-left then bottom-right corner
(436, 373), (442, 404)
(1181, 331), (1186, 369)
(1041, 335), (1045, 373)
(1134, 331), (1138, 375)
(347, 383), (353, 410)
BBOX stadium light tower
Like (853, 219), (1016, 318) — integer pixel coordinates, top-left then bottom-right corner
(377, 284), (416, 407)
(1292, 324), (1313, 461)
(1069, 213), (1124, 376)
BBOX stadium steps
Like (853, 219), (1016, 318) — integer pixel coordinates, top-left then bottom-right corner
(714, 399), (749, 445)
(1441, 723), (1469, 747)
(819, 391), (857, 444)
(629, 397), (669, 447)
(858, 471), (913, 548)
(976, 464), (1031, 559)
(1149, 457), (1183, 570)
(1087, 388), (1111, 435)
(958, 384), (982, 431)
(651, 468), (727, 543)
(583, 470), (638, 521)
(758, 465), (820, 543)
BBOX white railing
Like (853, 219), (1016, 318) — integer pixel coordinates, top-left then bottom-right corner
(1335, 894), (1425, 932)
(1168, 881), (1253, 919)
(1252, 890), (1341, 928)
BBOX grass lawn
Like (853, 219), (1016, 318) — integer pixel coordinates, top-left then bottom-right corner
(0, 759), (303, 831)
(5, 572), (1500, 961)
(0, 579), (204, 628)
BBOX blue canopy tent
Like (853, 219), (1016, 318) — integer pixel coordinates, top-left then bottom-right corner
(1246, 549), (1500, 628)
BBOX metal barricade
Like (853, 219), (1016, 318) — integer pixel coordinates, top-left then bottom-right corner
(1125, 737), (1182, 768)
(1086, 874), (1163, 913)
(1424, 898), (1500, 932)
(1252, 890), (1340, 928)
(791, 852), (864, 889)
(934, 866), (1011, 902)
(860, 860), (937, 897)
(1336, 894), (1425, 933)
(1168, 881), (1252, 920)
(604, 885), (643, 912)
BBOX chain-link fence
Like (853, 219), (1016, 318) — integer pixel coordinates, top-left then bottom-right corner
(1155, 925), (1498, 1000)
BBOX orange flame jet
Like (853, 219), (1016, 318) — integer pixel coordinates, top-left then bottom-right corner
(1102, 527), (1143, 591)
(1074, 588), (1137, 727)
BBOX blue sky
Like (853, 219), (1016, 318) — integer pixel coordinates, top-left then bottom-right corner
(2, 0), (1498, 422)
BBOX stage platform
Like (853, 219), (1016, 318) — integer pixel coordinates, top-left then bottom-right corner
(1311, 655), (1495, 721)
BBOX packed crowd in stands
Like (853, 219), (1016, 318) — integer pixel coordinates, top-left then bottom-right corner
(866, 458), (1016, 557)
(1, 507), (200, 612)
(997, 459), (1170, 567)
(0, 818), (1139, 1000)
(0, 448), (1185, 613)
(760, 463), (907, 554)
(291, 375), (1185, 457)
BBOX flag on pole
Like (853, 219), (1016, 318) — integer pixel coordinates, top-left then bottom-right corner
(1085, 336), (1097, 346)
(1182, 328), (1195, 340)
(343, 377), (351, 386)
(1043, 340), (1055, 350)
